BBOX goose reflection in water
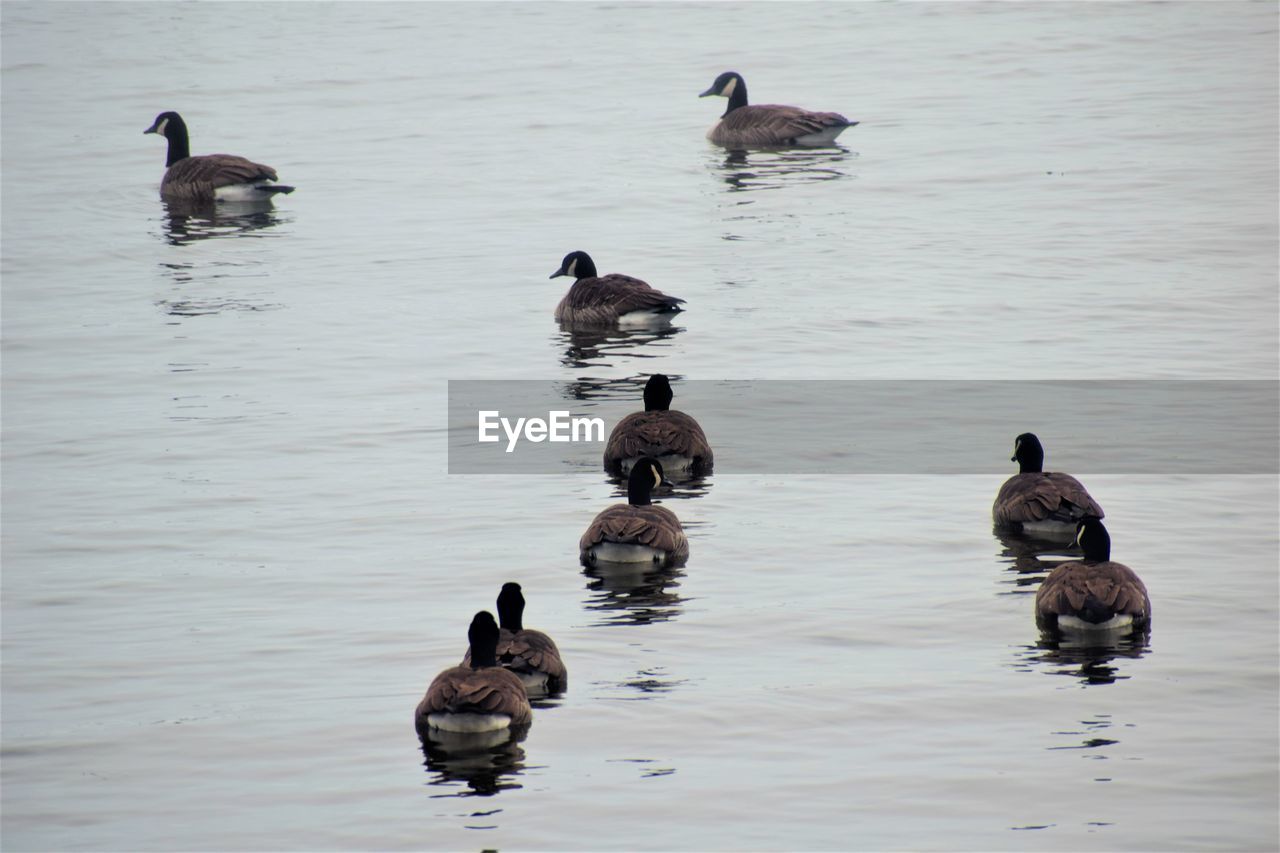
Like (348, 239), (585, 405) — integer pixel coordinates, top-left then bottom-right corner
(158, 198), (288, 247)
(155, 199), (289, 317)
(993, 530), (1083, 594)
(713, 146), (853, 193)
(1013, 635), (1150, 686)
(420, 724), (530, 798)
(556, 323), (683, 371)
(582, 562), (686, 627)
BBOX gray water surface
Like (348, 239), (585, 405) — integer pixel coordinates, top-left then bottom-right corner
(2, 2), (1277, 851)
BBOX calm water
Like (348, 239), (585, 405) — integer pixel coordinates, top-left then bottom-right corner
(3, 2), (1277, 851)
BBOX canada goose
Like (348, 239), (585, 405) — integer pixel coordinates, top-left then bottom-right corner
(580, 457), (689, 566)
(993, 433), (1104, 535)
(603, 374), (714, 477)
(462, 582), (567, 693)
(1035, 517), (1151, 635)
(699, 71), (858, 147)
(416, 611), (532, 734)
(550, 251), (685, 326)
(144, 111), (295, 203)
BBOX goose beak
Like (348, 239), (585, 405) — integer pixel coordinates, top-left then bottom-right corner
(143, 126), (158, 135)
(549, 268), (566, 279)
(1010, 454), (1018, 462)
(698, 86), (717, 98)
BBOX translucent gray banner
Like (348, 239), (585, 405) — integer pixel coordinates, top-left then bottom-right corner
(447, 380), (1278, 474)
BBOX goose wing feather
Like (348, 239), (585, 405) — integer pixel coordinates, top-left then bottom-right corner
(604, 410), (713, 464)
(993, 472), (1104, 524)
(462, 629), (567, 679)
(500, 629), (567, 678)
(556, 275), (685, 323)
(417, 665), (531, 722)
(579, 504), (688, 557)
(1036, 561), (1151, 618)
(713, 104), (852, 146)
(164, 154), (279, 190)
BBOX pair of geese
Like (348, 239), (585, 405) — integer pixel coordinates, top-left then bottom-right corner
(143, 71), (857, 204)
(417, 374), (714, 734)
(994, 433), (1152, 635)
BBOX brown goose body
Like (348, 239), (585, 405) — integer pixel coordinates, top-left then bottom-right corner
(462, 583), (567, 692)
(993, 433), (1103, 533)
(1034, 517), (1150, 635)
(700, 72), (857, 148)
(709, 103), (856, 147)
(160, 154), (285, 202)
(555, 275), (684, 325)
(993, 471), (1104, 528)
(416, 612), (532, 734)
(550, 249), (686, 327)
(603, 374), (713, 476)
(144, 111), (294, 204)
(1035, 560), (1151, 634)
(580, 458), (689, 566)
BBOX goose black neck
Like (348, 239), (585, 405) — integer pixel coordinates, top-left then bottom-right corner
(467, 612), (500, 668)
(724, 77), (748, 115)
(1015, 433), (1044, 474)
(164, 116), (190, 167)
(496, 583), (525, 632)
(643, 375), (673, 412)
(574, 253), (598, 280)
(627, 464), (656, 506)
(1078, 520), (1112, 563)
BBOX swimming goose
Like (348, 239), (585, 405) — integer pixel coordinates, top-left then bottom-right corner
(462, 582), (567, 693)
(144, 111), (295, 203)
(580, 457), (689, 567)
(603, 374), (714, 477)
(699, 71), (858, 147)
(416, 611), (532, 734)
(993, 433), (1104, 535)
(550, 251), (685, 326)
(1035, 517), (1151, 635)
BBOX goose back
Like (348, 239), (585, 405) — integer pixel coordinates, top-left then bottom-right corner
(710, 104), (855, 147)
(555, 274), (685, 325)
(416, 612), (532, 733)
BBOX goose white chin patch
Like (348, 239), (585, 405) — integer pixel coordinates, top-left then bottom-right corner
(154, 117), (169, 135)
(566, 258), (578, 278)
(721, 76), (737, 98)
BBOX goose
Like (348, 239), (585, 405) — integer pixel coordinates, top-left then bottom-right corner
(699, 71), (858, 147)
(580, 457), (689, 567)
(462, 582), (567, 694)
(603, 374), (713, 477)
(415, 611), (532, 734)
(144, 111), (295, 203)
(1035, 517), (1151, 635)
(993, 433), (1104, 535)
(550, 251), (685, 326)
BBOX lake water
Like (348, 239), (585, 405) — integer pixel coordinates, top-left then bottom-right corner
(2, 2), (1277, 850)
